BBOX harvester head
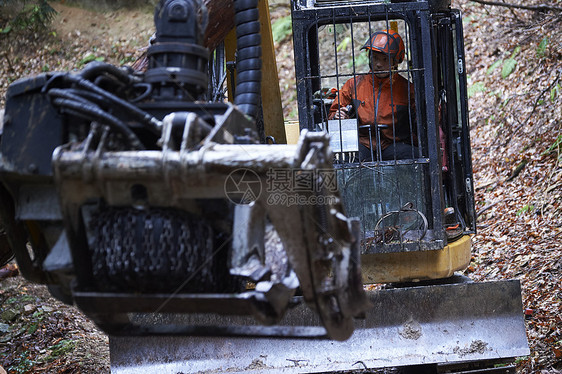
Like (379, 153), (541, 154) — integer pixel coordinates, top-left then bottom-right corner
(0, 0), (369, 341)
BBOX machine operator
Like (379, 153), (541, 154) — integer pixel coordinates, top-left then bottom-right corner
(329, 29), (417, 161)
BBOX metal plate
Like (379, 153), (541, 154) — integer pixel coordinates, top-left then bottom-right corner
(324, 119), (359, 153)
(110, 280), (529, 373)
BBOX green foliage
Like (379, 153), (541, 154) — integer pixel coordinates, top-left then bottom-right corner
(348, 51), (369, 69)
(501, 46), (520, 79)
(5, 294), (36, 304)
(516, 204), (534, 216)
(337, 36), (351, 52)
(27, 322), (39, 334)
(536, 37), (549, 58)
(272, 15), (292, 44)
(501, 58), (517, 78)
(550, 83), (560, 103)
(542, 134), (562, 157)
(120, 56), (136, 66)
(47, 339), (75, 359)
(486, 59), (502, 75)
(78, 53), (105, 67)
(332, 32), (370, 69)
(0, 0), (56, 32)
(467, 81), (485, 98)
(325, 23), (348, 36)
(10, 351), (34, 374)
(288, 107), (298, 120)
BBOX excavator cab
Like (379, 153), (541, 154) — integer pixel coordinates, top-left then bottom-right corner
(292, 0), (476, 283)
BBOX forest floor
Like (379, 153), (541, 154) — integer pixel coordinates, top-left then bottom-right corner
(456, 1), (562, 372)
(0, 0), (561, 373)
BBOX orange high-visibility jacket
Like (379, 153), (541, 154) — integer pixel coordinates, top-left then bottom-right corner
(329, 72), (416, 151)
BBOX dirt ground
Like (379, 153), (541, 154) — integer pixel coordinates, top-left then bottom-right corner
(0, 2), (155, 108)
(49, 2), (154, 45)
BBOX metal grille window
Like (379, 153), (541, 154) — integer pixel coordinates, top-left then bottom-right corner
(318, 18), (434, 253)
(316, 19), (419, 163)
(291, 1), (462, 254)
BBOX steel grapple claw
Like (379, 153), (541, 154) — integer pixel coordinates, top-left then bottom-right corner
(267, 131), (369, 340)
(48, 111), (368, 338)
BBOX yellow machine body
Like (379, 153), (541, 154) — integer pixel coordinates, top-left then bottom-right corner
(361, 235), (472, 284)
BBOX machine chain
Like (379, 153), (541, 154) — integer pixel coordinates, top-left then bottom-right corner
(89, 208), (225, 293)
(123, 212), (136, 284)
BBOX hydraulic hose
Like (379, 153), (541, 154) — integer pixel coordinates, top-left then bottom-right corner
(233, 0), (262, 119)
(46, 74), (161, 135)
(52, 97), (144, 150)
(80, 61), (139, 86)
(47, 88), (91, 106)
(48, 88), (145, 149)
(64, 88), (109, 107)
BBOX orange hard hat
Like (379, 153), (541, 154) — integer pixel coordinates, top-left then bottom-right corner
(361, 29), (405, 64)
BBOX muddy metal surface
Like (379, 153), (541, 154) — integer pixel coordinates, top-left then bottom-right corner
(110, 280), (528, 373)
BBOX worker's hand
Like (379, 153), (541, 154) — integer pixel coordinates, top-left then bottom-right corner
(333, 107), (349, 119)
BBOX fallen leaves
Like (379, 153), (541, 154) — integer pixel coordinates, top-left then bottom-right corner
(0, 276), (110, 373)
(0, 263), (18, 281)
(457, 0), (562, 372)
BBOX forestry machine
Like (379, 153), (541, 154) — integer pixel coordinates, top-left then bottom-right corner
(0, 0), (529, 372)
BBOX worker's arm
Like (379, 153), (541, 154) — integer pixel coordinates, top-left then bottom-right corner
(328, 80), (352, 119)
(332, 106), (349, 119)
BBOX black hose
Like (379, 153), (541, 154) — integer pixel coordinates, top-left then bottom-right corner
(130, 83), (153, 103)
(48, 88), (145, 149)
(52, 97), (144, 150)
(233, 0), (262, 119)
(65, 88), (108, 107)
(93, 75), (126, 94)
(80, 61), (139, 85)
(47, 88), (91, 106)
(63, 74), (161, 135)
